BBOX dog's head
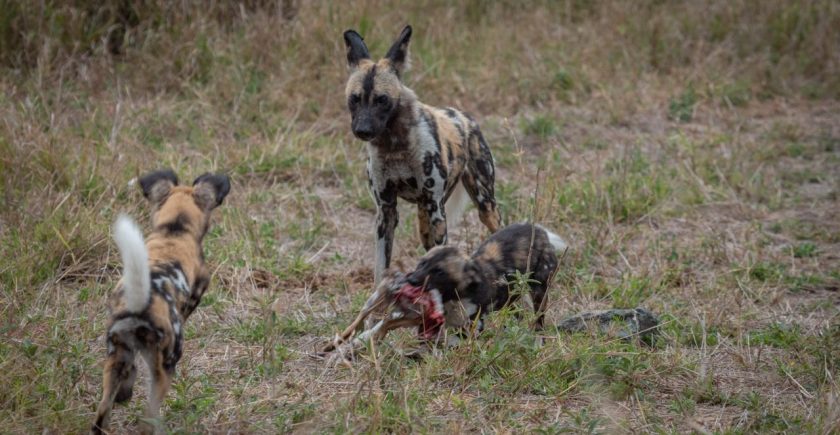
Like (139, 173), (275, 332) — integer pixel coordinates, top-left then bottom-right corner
(342, 25), (412, 141)
(138, 169), (231, 240)
(405, 246), (480, 295)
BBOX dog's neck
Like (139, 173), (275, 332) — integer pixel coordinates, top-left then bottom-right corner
(369, 86), (418, 152)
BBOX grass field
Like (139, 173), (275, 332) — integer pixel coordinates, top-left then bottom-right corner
(1, 0), (839, 433)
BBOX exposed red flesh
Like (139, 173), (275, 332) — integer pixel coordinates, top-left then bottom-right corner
(394, 283), (445, 339)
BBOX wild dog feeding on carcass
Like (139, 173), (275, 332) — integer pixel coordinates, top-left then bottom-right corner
(92, 169), (230, 435)
(321, 223), (568, 360)
(342, 25), (502, 285)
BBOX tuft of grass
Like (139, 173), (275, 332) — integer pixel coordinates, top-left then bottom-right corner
(668, 86), (698, 122)
(792, 242), (817, 258)
(522, 115), (560, 139)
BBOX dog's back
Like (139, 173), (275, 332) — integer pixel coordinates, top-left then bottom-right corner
(472, 223), (568, 328)
(93, 170), (230, 435)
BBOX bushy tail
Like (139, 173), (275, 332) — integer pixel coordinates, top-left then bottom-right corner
(536, 224), (569, 254)
(113, 215), (150, 313)
(445, 180), (470, 229)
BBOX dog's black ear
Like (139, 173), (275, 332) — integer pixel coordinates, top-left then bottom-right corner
(385, 25), (412, 75)
(192, 173), (231, 210)
(139, 169), (178, 204)
(343, 29), (370, 70)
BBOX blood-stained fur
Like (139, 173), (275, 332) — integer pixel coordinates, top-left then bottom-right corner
(92, 170), (230, 435)
(343, 25), (502, 284)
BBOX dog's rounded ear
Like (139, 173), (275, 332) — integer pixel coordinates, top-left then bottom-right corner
(192, 173), (231, 210)
(139, 169), (178, 204)
(385, 25), (412, 75)
(343, 29), (370, 70)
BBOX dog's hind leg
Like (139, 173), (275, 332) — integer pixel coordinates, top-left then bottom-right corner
(462, 130), (501, 233)
(417, 198), (448, 251)
(114, 360), (137, 403)
(92, 344), (135, 434)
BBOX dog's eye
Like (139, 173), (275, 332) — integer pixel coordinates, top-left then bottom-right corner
(348, 94), (361, 106)
(374, 95), (390, 106)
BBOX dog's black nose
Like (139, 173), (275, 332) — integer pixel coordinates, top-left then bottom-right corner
(353, 127), (375, 141)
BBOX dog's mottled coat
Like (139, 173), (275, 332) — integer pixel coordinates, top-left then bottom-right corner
(343, 25), (502, 284)
(92, 170), (230, 435)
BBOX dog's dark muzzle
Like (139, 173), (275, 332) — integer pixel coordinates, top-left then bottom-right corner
(351, 118), (376, 141)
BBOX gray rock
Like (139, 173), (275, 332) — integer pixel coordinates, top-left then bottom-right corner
(555, 307), (660, 344)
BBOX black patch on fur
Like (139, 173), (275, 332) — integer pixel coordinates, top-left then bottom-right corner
(385, 25), (412, 74)
(362, 64), (377, 101)
(376, 180), (398, 240)
(424, 178), (435, 188)
(183, 274), (209, 319)
(159, 213), (189, 235)
(406, 177), (418, 189)
(422, 152), (434, 176)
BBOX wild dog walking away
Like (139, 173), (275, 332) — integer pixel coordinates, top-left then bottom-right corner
(322, 223), (568, 357)
(343, 25), (503, 284)
(92, 170), (230, 435)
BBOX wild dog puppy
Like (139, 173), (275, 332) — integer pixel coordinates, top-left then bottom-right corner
(323, 223), (568, 356)
(92, 170), (230, 435)
(343, 25), (502, 285)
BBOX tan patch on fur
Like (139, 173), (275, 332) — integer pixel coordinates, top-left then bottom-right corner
(479, 241), (502, 262)
(421, 105), (469, 175)
(344, 60), (402, 101)
(145, 187), (211, 284)
(373, 60), (401, 98)
(441, 252), (469, 283)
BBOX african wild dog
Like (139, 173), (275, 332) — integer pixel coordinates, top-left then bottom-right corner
(323, 223), (568, 357)
(92, 169), (230, 435)
(343, 25), (502, 285)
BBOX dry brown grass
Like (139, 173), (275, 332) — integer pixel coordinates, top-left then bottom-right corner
(1, 0), (839, 433)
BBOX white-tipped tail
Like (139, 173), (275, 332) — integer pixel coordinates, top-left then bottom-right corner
(445, 180), (470, 229)
(536, 224), (569, 254)
(113, 215), (150, 313)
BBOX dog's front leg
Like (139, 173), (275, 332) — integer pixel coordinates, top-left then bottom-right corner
(373, 203), (398, 285)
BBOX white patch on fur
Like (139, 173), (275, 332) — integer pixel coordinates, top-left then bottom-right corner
(536, 224), (569, 254)
(114, 215), (150, 313)
(429, 289), (444, 317)
(172, 269), (189, 294)
(444, 180), (469, 228)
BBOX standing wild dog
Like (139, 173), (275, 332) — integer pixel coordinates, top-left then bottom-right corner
(342, 25), (502, 284)
(92, 170), (230, 435)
